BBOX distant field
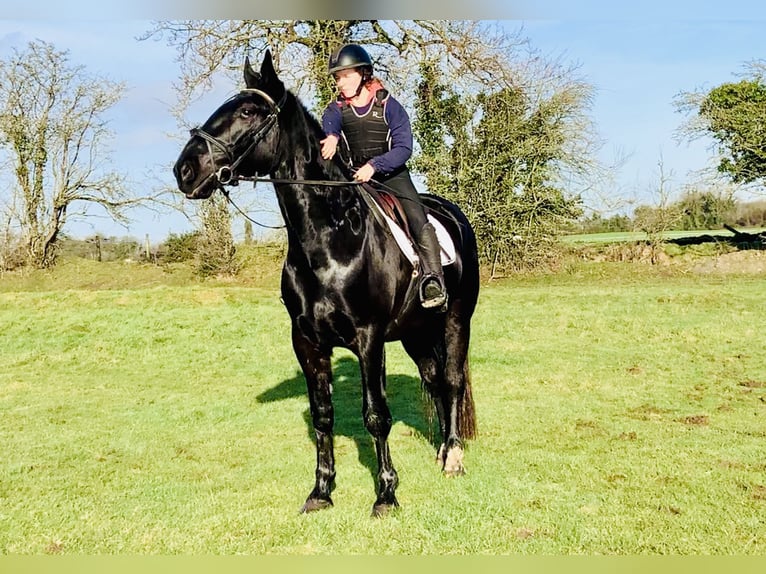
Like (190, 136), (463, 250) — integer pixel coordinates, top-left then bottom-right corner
(562, 227), (766, 244)
(1, 257), (765, 554)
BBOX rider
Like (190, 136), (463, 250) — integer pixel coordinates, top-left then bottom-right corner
(320, 43), (447, 310)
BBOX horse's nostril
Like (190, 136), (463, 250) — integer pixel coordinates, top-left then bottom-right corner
(180, 162), (194, 183)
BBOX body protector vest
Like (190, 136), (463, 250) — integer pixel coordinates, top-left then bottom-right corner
(338, 89), (391, 169)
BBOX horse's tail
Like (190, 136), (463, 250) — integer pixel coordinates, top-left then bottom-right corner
(459, 357), (477, 439)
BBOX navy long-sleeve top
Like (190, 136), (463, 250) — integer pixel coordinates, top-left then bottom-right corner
(321, 94), (413, 175)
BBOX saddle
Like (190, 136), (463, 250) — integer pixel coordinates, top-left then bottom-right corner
(359, 184), (456, 267)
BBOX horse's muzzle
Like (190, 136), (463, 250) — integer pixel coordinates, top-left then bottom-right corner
(183, 174), (218, 200)
(174, 158), (216, 199)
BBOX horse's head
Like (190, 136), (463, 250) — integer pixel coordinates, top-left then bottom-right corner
(173, 50), (287, 199)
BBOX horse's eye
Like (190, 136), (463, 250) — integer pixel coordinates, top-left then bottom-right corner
(240, 107), (255, 119)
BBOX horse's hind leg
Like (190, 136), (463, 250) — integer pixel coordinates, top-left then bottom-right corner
(401, 335), (449, 468)
(292, 328), (335, 513)
(404, 311), (475, 477)
(357, 330), (399, 517)
(441, 306), (476, 476)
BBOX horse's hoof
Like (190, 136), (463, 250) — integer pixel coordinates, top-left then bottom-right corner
(300, 497), (333, 513)
(371, 499), (399, 518)
(442, 445), (465, 477)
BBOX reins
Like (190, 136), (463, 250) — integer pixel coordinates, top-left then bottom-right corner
(219, 173), (425, 233)
(237, 176), (357, 187)
(218, 176), (364, 230)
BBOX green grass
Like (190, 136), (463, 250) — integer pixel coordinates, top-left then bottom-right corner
(1, 258), (765, 554)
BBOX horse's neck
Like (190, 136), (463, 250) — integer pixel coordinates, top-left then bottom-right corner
(272, 117), (365, 254)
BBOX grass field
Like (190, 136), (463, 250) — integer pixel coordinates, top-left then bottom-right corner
(1, 254), (765, 554)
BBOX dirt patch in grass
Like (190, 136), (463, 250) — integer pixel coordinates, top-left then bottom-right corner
(628, 404), (670, 421)
(515, 527), (536, 540)
(738, 483), (766, 501)
(606, 473), (628, 483)
(45, 540), (64, 554)
(679, 414), (710, 426)
(689, 250), (766, 274)
(739, 380), (766, 389)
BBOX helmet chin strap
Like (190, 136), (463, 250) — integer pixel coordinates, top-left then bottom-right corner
(353, 74), (366, 98)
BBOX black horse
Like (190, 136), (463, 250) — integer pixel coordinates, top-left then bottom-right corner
(173, 51), (479, 516)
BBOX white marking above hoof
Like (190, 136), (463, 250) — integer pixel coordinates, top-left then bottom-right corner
(443, 445), (465, 476)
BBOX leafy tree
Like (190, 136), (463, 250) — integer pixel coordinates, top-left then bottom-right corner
(194, 193), (239, 277)
(0, 40), (137, 269)
(412, 62), (588, 274)
(411, 60), (470, 202)
(676, 188), (736, 230)
(676, 60), (766, 186)
(162, 231), (200, 263)
(699, 79), (766, 184)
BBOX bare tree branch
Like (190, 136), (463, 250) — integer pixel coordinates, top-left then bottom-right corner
(0, 40), (138, 268)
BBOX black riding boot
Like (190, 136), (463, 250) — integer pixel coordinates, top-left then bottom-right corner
(415, 222), (448, 310)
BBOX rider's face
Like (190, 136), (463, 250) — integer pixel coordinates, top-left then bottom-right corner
(333, 68), (363, 99)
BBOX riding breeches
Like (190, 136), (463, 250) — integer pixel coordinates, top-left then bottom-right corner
(373, 167), (428, 234)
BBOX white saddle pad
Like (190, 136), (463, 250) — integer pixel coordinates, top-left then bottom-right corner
(384, 214), (456, 267)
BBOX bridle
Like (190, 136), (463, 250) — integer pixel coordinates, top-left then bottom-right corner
(189, 86), (363, 192)
(188, 86), (353, 230)
(189, 87), (287, 191)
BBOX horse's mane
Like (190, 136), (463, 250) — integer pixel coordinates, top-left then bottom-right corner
(282, 90), (352, 185)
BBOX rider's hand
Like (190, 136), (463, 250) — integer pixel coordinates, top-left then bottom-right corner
(353, 162), (376, 183)
(320, 135), (338, 160)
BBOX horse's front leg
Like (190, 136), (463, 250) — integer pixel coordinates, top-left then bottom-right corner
(357, 330), (399, 517)
(292, 327), (335, 513)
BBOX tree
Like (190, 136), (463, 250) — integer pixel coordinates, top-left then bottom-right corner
(149, 20), (602, 269)
(244, 219), (254, 245)
(676, 187), (736, 230)
(194, 193), (239, 277)
(675, 60), (766, 187)
(0, 40), (133, 268)
(633, 156), (684, 263)
(412, 57), (590, 274)
(145, 21), (532, 117)
(411, 59), (472, 201)
(700, 79), (766, 184)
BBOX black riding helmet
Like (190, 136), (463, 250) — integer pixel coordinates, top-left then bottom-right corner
(328, 43), (373, 76)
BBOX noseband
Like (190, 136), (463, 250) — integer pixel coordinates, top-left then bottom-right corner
(190, 87), (287, 187)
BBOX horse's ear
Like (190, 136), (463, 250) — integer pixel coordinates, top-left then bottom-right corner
(243, 56), (261, 88)
(260, 50), (278, 82)
(258, 50), (285, 101)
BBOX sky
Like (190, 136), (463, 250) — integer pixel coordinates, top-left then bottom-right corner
(0, 6), (765, 241)
(520, 20), (765, 203)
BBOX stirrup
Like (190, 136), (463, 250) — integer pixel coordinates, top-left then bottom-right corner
(419, 275), (447, 310)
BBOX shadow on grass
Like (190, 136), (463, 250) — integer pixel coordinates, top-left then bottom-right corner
(256, 355), (438, 486)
